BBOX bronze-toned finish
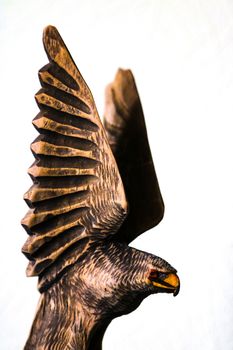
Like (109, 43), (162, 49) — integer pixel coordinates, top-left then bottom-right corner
(22, 26), (180, 350)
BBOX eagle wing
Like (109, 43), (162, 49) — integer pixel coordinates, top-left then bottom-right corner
(21, 26), (127, 291)
(103, 69), (164, 244)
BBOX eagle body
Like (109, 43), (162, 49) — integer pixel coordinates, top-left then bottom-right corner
(24, 240), (178, 350)
(22, 26), (180, 349)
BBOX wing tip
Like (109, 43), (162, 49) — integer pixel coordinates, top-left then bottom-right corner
(43, 25), (59, 42)
(115, 68), (134, 81)
(105, 68), (139, 118)
(42, 25), (66, 62)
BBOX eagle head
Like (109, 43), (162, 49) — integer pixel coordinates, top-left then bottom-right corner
(146, 255), (180, 297)
(79, 241), (180, 318)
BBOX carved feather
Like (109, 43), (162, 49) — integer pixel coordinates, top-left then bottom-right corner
(21, 26), (128, 291)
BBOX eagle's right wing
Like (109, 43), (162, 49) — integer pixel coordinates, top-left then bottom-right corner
(103, 69), (164, 244)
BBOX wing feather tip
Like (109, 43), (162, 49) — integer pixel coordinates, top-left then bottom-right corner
(42, 25), (65, 63)
(43, 25), (60, 43)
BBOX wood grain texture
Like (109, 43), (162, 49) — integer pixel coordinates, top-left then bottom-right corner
(22, 26), (180, 349)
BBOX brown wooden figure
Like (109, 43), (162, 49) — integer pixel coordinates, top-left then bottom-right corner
(21, 26), (180, 350)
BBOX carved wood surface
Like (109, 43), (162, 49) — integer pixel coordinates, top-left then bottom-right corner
(22, 26), (180, 350)
(21, 26), (127, 291)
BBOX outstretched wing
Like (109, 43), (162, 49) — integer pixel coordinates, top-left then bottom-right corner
(21, 26), (127, 291)
(103, 69), (164, 244)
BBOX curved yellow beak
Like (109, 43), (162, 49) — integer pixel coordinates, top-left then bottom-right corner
(148, 271), (180, 296)
(161, 273), (180, 296)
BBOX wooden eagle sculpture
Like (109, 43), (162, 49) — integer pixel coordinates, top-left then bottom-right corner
(21, 26), (180, 350)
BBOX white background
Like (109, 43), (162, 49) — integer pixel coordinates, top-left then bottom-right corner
(1, 0), (233, 349)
